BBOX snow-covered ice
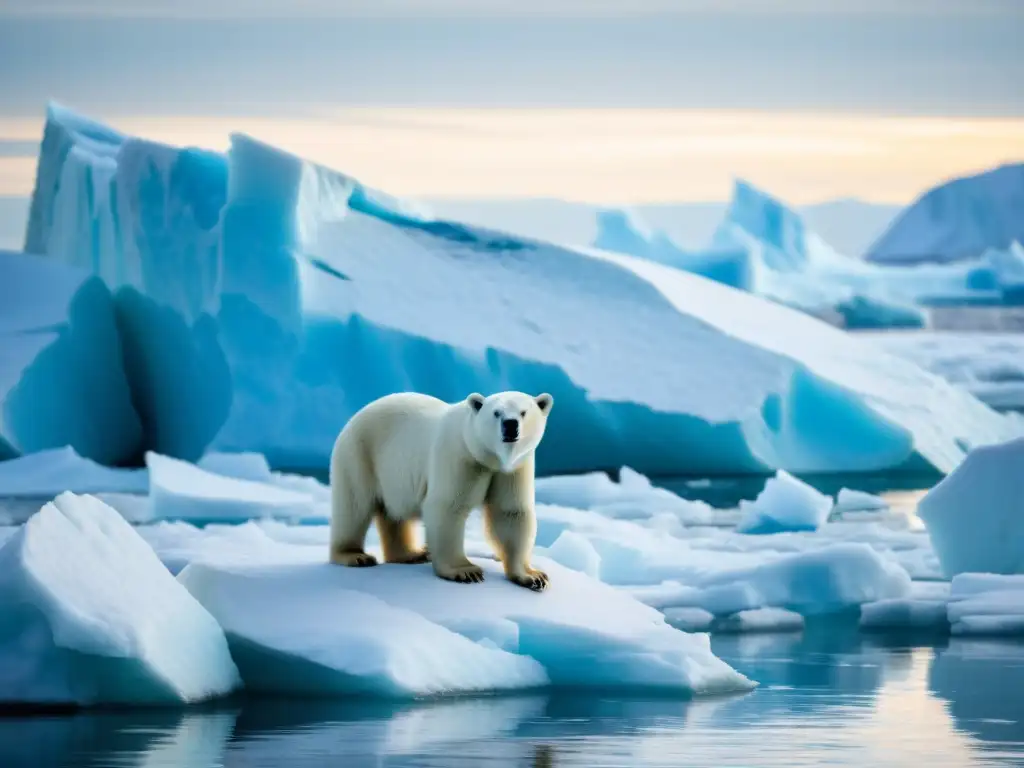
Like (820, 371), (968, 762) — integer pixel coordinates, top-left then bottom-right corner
(947, 574), (1024, 636)
(179, 559), (550, 698)
(535, 468), (713, 526)
(180, 556), (754, 698)
(0, 492), (239, 705)
(834, 488), (888, 512)
(626, 543), (910, 617)
(21, 104), (1022, 479)
(917, 437), (1024, 578)
(866, 331), (1024, 412)
(0, 445), (148, 497)
(147, 451), (327, 524)
(0, 249), (141, 464)
(544, 530), (601, 578)
(735, 470), (834, 535)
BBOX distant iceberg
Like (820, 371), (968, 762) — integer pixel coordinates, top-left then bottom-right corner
(0, 248), (141, 464)
(596, 181), (1018, 326)
(20, 104), (1023, 477)
(866, 163), (1024, 266)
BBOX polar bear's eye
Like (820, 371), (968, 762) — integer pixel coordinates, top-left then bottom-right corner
(520, 410), (526, 417)
(494, 410), (500, 418)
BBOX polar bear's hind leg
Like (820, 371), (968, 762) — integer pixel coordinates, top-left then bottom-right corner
(329, 469), (379, 568)
(376, 512), (430, 564)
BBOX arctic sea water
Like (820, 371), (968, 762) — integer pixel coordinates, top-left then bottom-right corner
(2, 630), (1022, 767)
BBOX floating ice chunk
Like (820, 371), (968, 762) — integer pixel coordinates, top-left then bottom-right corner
(835, 488), (888, 512)
(735, 470), (833, 535)
(714, 607), (804, 634)
(0, 250), (141, 464)
(179, 556), (755, 697)
(859, 598), (949, 632)
(947, 574), (1024, 636)
(0, 492), (239, 705)
(917, 437), (1024, 578)
(544, 530), (601, 578)
(197, 451), (330, 501)
(196, 451), (273, 482)
(147, 452), (323, 524)
(629, 543), (911, 617)
(535, 467), (713, 525)
(0, 446), (148, 498)
(179, 561), (547, 698)
(663, 607), (715, 633)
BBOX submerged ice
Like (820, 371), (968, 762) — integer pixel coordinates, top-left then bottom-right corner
(19, 104), (1022, 479)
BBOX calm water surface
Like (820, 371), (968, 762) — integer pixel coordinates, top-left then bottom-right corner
(3, 628), (1022, 768)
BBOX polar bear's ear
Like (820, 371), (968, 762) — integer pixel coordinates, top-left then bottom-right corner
(467, 393), (485, 412)
(535, 393), (553, 413)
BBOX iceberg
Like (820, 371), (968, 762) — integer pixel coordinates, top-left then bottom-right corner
(22, 104), (1023, 478)
(0, 249), (141, 464)
(866, 163), (1024, 266)
(597, 181), (1022, 320)
(917, 437), (1024, 578)
(179, 557), (754, 697)
(0, 492), (239, 705)
(735, 470), (833, 535)
(985, 241), (1024, 303)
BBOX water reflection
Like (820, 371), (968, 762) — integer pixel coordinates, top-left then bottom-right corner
(930, 639), (1024, 753)
(0, 637), (1022, 768)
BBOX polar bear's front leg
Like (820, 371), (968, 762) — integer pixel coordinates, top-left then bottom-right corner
(484, 463), (548, 592)
(422, 495), (484, 584)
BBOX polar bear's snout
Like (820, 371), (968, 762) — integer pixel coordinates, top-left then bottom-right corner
(500, 418), (520, 443)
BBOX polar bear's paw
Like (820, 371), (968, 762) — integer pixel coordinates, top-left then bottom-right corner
(510, 568), (549, 592)
(331, 548), (379, 568)
(437, 562), (486, 584)
(393, 549), (431, 565)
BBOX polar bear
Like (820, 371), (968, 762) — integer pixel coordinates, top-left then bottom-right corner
(328, 391), (554, 590)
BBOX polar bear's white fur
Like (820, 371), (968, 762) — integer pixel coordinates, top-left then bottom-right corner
(328, 391), (554, 590)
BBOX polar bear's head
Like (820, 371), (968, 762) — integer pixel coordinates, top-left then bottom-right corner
(465, 391), (554, 472)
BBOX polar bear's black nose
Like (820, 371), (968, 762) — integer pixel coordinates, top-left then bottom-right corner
(501, 418), (520, 442)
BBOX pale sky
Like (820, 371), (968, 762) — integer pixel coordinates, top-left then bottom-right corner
(0, 0), (1021, 203)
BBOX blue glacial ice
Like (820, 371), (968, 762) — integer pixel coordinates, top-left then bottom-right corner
(917, 437), (1024, 578)
(865, 162), (1024, 266)
(21, 104), (1024, 477)
(734, 470), (834, 535)
(179, 555), (755, 698)
(0, 492), (239, 705)
(0, 249), (141, 464)
(597, 181), (1024, 323)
